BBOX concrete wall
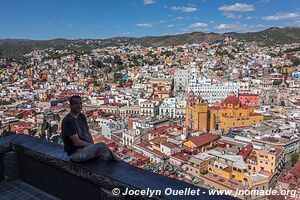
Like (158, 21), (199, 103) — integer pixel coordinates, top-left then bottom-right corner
(0, 134), (237, 200)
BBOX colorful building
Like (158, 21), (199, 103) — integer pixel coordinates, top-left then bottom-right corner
(239, 94), (259, 106)
(201, 144), (284, 199)
(204, 149), (271, 199)
(183, 133), (220, 153)
(182, 154), (213, 177)
(149, 78), (172, 100)
(185, 92), (263, 133)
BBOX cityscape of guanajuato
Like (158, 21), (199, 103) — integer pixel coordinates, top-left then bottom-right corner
(1, 0), (300, 200)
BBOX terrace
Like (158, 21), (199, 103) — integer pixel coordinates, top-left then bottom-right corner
(0, 134), (237, 200)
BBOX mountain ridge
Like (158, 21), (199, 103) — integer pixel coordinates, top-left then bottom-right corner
(1, 27), (300, 59)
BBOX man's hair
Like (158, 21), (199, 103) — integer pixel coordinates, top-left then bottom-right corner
(69, 95), (82, 105)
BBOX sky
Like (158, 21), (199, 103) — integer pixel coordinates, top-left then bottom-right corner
(0, 0), (300, 39)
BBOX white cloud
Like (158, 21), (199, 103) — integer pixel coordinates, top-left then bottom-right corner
(166, 24), (175, 28)
(294, 20), (300, 25)
(170, 6), (197, 12)
(222, 12), (242, 19)
(189, 22), (208, 29)
(136, 23), (153, 27)
(218, 3), (254, 12)
(187, 22), (209, 31)
(259, 0), (270, 3)
(172, 16), (184, 21)
(216, 23), (241, 30)
(283, 20), (300, 27)
(119, 32), (135, 36)
(215, 23), (266, 32)
(262, 12), (300, 20)
(154, 20), (167, 24)
(144, 0), (156, 5)
(67, 23), (73, 28)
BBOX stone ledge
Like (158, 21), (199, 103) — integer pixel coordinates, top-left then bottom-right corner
(0, 134), (237, 200)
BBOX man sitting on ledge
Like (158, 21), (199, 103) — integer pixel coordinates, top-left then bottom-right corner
(61, 95), (121, 162)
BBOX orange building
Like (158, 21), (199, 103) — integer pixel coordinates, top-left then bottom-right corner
(185, 92), (263, 133)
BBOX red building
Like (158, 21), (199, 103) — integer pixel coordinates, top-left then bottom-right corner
(39, 72), (48, 81)
(239, 94), (259, 106)
(270, 73), (284, 81)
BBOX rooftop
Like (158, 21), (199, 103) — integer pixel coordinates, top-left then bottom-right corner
(222, 96), (240, 105)
(187, 134), (220, 148)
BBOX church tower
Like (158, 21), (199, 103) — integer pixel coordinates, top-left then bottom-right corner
(185, 91), (209, 132)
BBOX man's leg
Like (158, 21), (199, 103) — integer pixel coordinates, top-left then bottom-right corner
(70, 143), (121, 162)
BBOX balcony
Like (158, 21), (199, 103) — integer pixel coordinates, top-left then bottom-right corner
(0, 134), (237, 200)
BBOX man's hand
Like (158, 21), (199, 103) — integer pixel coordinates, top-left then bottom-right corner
(69, 134), (91, 147)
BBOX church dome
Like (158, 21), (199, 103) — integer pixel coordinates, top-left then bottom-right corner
(222, 95), (241, 107)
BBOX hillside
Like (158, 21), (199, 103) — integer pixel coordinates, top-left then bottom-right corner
(1, 27), (300, 59)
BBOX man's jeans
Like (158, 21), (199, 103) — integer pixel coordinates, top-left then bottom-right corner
(70, 143), (121, 162)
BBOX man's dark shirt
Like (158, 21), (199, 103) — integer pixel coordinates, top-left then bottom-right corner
(61, 113), (93, 156)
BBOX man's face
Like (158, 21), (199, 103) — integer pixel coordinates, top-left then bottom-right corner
(70, 98), (82, 114)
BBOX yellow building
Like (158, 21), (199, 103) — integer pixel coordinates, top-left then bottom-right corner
(248, 146), (284, 176)
(203, 150), (270, 199)
(201, 145), (284, 199)
(183, 133), (220, 153)
(149, 78), (172, 100)
(182, 154), (213, 178)
(185, 92), (263, 133)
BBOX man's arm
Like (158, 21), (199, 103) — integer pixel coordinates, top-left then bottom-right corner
(83, 114), (94, 144)
(69, 134), (91, 147)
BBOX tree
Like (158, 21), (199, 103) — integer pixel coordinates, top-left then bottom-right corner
(177, 47), (184, 52)
(49, 124), (58, 139)
(291, 152), (299, 166)
(113, 55), (122, 65)
(291, 57), (300, 66)
(53, 113), (61, 121)
(130, 56), (140, 66)
(93, 60), (105, 68)
(114, 72), (123, 83)
(119, 79), (125, 87)
(103, 57), (113, 63)
(273, 80), (283, 85)
(40, 119), (49, 139)
(50, 134), (63, 144)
